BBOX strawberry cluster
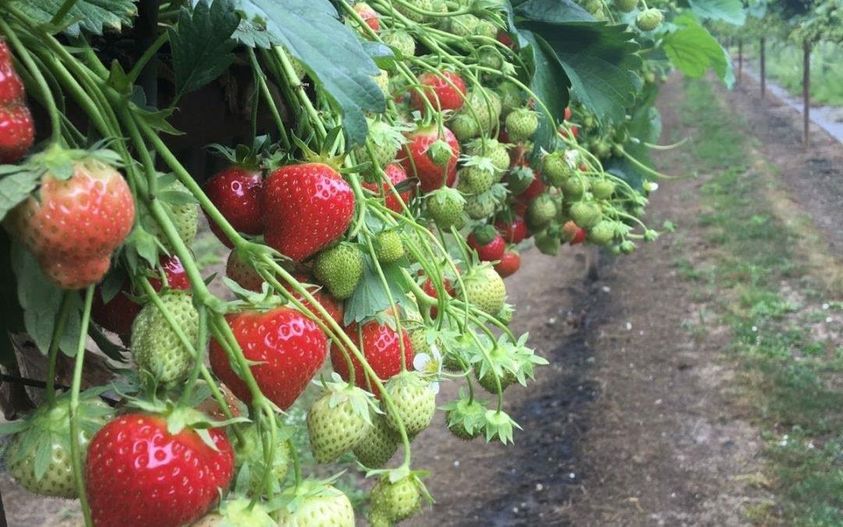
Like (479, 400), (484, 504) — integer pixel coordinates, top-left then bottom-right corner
(0, 39), (33, 163)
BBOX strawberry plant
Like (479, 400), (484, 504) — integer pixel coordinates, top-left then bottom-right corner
(0, 0), (736, 524)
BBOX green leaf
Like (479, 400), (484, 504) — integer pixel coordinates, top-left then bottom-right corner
(11, 243), (82, 356)
(0, 171), (40, 222)
(169, 0), (240, 100)
(343, 257), (410, 325)
(233, 0), (385, 144)
(688, 0), (746, 26)
(663, 14), (734, 87)
(518, 19), (642, 125)
(514, 0), (594, 23)
(11, 0), (138, 36)
(519, 31), (569, 154)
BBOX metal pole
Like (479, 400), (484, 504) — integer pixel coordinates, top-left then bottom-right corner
(803, 41), (811, 144)
(760, 37), (766, 98)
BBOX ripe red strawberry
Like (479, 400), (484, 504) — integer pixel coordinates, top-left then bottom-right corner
(467, 226), (506, 262)
(400, 126), (460, 193)
(331, 320), (414, 393)
(362, 163), (412, 213)
(515, 173), (545, 203)
(422, 275), (454, 318)
(0, 40), (25, 105)
(263, 163), (355, 261)
(8, 152), (135, 289)
(494, 250), (521, 278)
(0, 40), (33, 164)
(353, 2), (381, 31)
(562, 220), (587, 245)
(86, 412), (234, 527)
(205, 166), (264, 248)
(210, 307), (328, 409)
(495, 216), (528, 244)
(410, 71), (467, 112)
(92, 256), (190, 336)
(0, 104), (34, 163)
(225, 250), (263, 292)
(496, 30), (515, 49)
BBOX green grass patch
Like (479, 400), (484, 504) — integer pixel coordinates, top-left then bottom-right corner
(764, 41), (843, 107)
(677, 78), (843, 525)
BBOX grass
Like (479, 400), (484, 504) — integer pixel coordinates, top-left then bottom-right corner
(677, 77), (843, 526)
(739, 41), (843, 107)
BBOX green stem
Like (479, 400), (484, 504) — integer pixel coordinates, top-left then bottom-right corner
(247, 48), (290, 150)
(44, 292), (74, 406)
(127, 32), (169, 85)
(69, 286), (95, 527)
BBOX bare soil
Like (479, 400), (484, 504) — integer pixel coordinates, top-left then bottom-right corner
(4, 74), (842, 526)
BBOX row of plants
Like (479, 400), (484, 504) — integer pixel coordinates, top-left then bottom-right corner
(0, 0), (738, 525)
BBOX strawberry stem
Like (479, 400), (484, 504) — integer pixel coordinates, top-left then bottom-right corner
(68, 286), (95, 527)
(44, 291), (73, 406)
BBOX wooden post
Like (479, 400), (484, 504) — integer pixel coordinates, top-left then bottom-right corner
(760, 37), (766, 98)
(803, 40), (811, 144)
(738, 39), (743, 84)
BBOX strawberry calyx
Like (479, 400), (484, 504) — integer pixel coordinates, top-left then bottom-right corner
(125, 398), (246, 450)
(469, 224), (497, 246)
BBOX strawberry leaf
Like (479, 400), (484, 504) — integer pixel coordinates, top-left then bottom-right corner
(0, 170), (40, 222)
(232, 0), (385, 144)
(10, 0), (138, 36)
(169, 0), (240, 100)
(343, 257), (411, 325)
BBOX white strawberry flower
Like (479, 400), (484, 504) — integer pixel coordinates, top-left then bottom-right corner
(644, 181), (659, 192)
(413, 343), (443, 394)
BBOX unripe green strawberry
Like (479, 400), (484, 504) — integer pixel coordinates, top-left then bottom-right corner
(314, 242), (364, 300)
(478, 48), (504, 70)
(376, 230), (405, 263)
(396, 0), (445, 21)
(458, 165), (497, 194)
(561, 177), (588, 200)
(476, 366), (517, 393)
(527, 193), (557, 230)
(381, 30), (416, 58)
(591, 179), (616, 199)
(450, 113), (481, 141)
(569, 201), (602, 229)
(353, 415), (399, 468)
(375, 69), (389, 95)
(459, 264), (506, 314)
(593, 141), (612, 159)
(368, 512), (392, 527)
(636, 8), (664, 31)
(505, 108), (539, 141)
(507, 165), (535, 195)
(476, 20), (498, 39)
(615, 0), (638, 11)
(542, 151), (572, 186)
(148, 181), (199, 252)
(534, 226), (561, 255)
(356, 119), (404, 170)
(384, 371), (436, 436)
(588, 220), (616, 245)
(234, 424), (291, 494)
(496, 80), (524, 116)
(463, 190), (498, 220)
(307, 382), (373, 463)
(5, 395), (112, 498)
(131, 290), (199, 386)
(191, 498), (275, 527)
(444, 398), (485, 440)
(370, 474), (423, 523)
(460, 89), (501, 135)
(427, 187), (465, 230)
(447, 14), (481, 36)
(409, 328), (430, 356)
(465, 139), (509, 172)
(276, 481), (355, 526)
